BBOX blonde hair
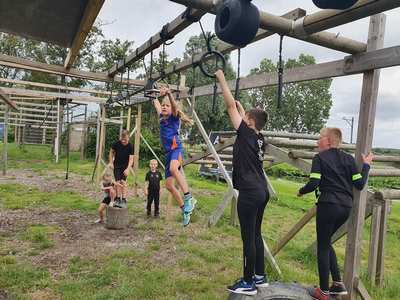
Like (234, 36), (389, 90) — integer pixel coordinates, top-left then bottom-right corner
(102, 172), (112, 182)
(162, 96), (193, 126)
(320, 127), (342, 147)
(149, 159), (158, 165)
(121, 130), (130, 139)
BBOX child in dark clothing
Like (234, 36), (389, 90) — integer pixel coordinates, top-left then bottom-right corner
(95, 173), (116, 224)
(297, 127), (373, 300)
(145, 159), (163, 217)
(215, 70), (269, 296)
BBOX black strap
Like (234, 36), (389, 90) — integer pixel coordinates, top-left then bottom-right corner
(234, 48), (241, 100)
(160, 23), (175, 42)
(182, 7), (202, 23)
(277, 35), (284, 109)
(212, 80), (218, 113)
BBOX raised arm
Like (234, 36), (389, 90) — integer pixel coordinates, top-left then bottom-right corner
(236, 101), (246, 118)
(166, 89), (178, 117)
(153, 98), (162, 115)
(215, 70), (242, 130)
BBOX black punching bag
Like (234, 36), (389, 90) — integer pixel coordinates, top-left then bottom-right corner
(215, 0), (260, 48)
(313, 0), (358, 10)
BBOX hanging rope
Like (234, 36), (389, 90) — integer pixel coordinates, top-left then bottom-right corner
(234, 48), (241, 101)
(277, 35), (284, 110)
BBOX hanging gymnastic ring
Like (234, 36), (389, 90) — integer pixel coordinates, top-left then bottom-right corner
(199, 50), (226, 78)
(312, 0), (358, 10)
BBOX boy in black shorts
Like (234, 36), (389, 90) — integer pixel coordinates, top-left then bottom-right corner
(108, 130), (134, 208)
(297, 127), (373, 300)
(145, 159), (163, 217)
(215, 70), (269, 296)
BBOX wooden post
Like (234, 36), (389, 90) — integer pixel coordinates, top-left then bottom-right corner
(119, 108), (124, 136)
(367, 203), (381, 283)
(375, 199), (390, 287)
(105, 206), (129, 229)
(133, 105), (142, 196)
(80, 105), (88, 160)
(2, 105), (8, 175)
(95, 106), (101, 159)
(42, 128), (46, 144)
(343, 14), (386, 300)
(55, 99), (61, 162)
(96, 105), (106, 183)
(126, 107), (132, 131)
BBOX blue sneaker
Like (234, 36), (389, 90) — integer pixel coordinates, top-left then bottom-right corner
(253, 274), (269, 288)
(183, 197), (197, 214)
(182, 211), (191, 227)
(227, 278), (257, 296)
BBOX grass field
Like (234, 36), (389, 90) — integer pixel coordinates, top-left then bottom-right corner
(0, 143), (399, 299)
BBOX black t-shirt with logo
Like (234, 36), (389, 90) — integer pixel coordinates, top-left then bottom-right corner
(232, 121), (267, 191)
(112, 141), (134, 169)
(145, 170), (163, 193)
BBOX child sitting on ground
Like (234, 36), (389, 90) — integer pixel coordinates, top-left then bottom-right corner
(144, 159), (163, 218)
(95, 173), (116, 224)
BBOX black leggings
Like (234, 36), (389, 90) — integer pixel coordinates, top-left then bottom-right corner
(316, 202), (351, 291)
(237, 189), (269, 283)
(147, 192), (160, 214)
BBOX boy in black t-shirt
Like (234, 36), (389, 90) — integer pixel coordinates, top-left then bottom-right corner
(215, 70), (269, 296)
(297, 127), (373, 300)
(145, 159), (163, 217)
(108, 130), (134, 208)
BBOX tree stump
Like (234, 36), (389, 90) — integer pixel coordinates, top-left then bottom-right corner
(105, 206), (129, 229)
(228, 282), (323, 300)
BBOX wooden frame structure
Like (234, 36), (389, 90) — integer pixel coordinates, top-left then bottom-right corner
(0, 1), (399, 298)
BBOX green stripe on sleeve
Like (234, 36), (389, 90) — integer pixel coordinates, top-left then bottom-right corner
(352, 173), (362, 181)
(310, 173), (321, 179)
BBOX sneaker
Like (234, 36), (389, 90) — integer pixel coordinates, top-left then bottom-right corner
(94, 219), (103, 224)
(253, 274), (269, 288)
(121, 198), (127, 208)
(183, 197), (197, 214)
(182, 211), (191, 227)
(114, 198), (122, 208)
(329, 282), (348, 295)
(154, 212), (160, 218)
(307, 287), (329, 300)
(227, 278), (257, 296)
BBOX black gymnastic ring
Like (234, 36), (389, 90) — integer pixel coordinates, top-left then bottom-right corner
(199, 50), (226, 78)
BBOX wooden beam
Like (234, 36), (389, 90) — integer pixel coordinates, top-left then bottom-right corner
(367, 203), (381, 284)
(9, 123), (56, 130)
(0, 77), (110, 96)
(0, 53), (145, 85)
(2, 105), (8, 175)
(0, 105), (56, 114)
(375, 189), (400, 200)
(108, 8), (207, 76)
(0, 111), (57, 120)
(1, 87), (106, 104)
(0, 117), (57, 124)
(187, 45), (400, 98)
(0, 88), (18, 110)
(64, 0), (105, 68)
(355, 277), (373, 300)
(152, 8), (306, 80)
(272, 206), (317, 256)
(133, 105), (142, 196)
(170, 0), (369, 55)
(344, 14), (386, 300)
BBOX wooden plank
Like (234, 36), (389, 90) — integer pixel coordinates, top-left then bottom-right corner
(0, 105), (56, 114)
(0, 88), (18, 110)
(375, 197), (390, 287)
(0, 117), (57, 124)
(263, 237), (282, 277)
(1, 87), (107, 104)
(186, 45), (400, 98)
(369, 169), (400, 177)
(344, 14), (386, 300)
(64, 0), (105, 68)
(355, 277), (373, 300)
(376, 189), (400, 200)
(133, 105), (142, 196)
(272, 206), (317, 256)
(2, 105), (8, 175)
(0, 77), (110, 96)
(108, 8), (207, 76)
(367, 203), (381, 283)
(9, 123), (56, 130)
(0, 54), (145, 85)
(0, 111), (58, 120)
(55, 99), (62, 163)
(126, 107), (132, 131)
(266, 144), (311, 173)
(208, 188), (234, 227)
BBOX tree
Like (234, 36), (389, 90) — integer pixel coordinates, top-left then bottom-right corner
(249, 54), (332, 133)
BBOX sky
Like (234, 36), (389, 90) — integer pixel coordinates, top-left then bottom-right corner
(97, 0), (400, 148)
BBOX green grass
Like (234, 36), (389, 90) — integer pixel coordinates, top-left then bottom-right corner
(0, 144), (399, 299)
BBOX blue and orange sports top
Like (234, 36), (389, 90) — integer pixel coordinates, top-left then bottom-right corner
(160, 113), (182, 152)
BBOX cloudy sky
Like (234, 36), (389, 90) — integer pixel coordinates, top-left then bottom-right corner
(98, 0), (400, 148)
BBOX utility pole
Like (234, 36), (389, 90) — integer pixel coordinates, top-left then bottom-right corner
(343, 116), (354, 144)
